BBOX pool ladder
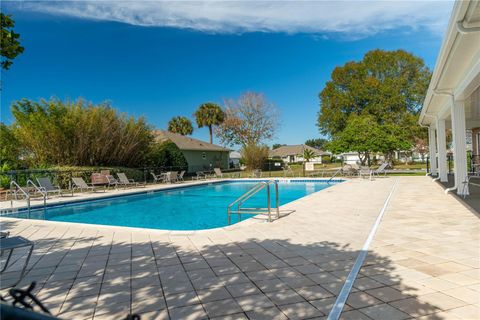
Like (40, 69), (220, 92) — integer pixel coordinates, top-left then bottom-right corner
(328, 168), (343, 182)
(227, 180), (279, 225)
(6, 180), (47, 215)
(8, 181), (31, 215)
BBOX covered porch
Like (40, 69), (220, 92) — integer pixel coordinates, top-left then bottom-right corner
(420, 0), (480, 198)
(440, 174), (480, 213)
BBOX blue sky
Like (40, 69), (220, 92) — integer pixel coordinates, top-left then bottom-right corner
(1, 1), (453, 147)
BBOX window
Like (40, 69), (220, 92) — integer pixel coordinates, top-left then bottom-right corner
(202, 152), (207, 160)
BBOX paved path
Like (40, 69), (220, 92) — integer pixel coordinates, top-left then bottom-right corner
(0, 177), (478, 319)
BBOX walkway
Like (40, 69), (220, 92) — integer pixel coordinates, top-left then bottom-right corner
(0, 177), (478, 319)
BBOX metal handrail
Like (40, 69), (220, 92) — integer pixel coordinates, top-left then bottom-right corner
(9, 181), (31, 215)
(231, 181), (267, 207)
(228, 180), (279, 225)
(328, 168), (343, 182)
(27, 179), (47, 207)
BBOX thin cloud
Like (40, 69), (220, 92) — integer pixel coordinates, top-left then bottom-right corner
(12, 1), (454, 37)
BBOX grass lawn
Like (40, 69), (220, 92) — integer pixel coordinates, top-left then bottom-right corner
(224, 162), (426, 178)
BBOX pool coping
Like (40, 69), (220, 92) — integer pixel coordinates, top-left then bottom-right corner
(0, 178), (349, 235)
(1, 177), (346, 213)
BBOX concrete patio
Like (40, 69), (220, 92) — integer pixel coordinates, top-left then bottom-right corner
(0, 176), (478, 319)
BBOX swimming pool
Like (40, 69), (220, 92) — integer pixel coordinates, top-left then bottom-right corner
(5, 180), (340, 230)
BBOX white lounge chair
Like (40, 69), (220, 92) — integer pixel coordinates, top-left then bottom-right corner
(178, 170), (185, 182)
(194, 171), (207, 180)
(72, 177), (104, 193)
(214, 168), (223, 178)
(105, 175), (120, 189)
(36, 177), (62, 197)
(165, 171), (178, 183)
(358, 166), (372, 179)
(117, 173), (145, 187)
(0, 236), (34, 288)
(341, 164), (358, 177)
(372, 163), (389, 176)
(150, 171), (165, 183)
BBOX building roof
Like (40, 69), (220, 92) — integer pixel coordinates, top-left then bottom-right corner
(229, 151), (241, 159)
(153, 130), (230, 152)
(419, 1), (480, 127)
(269, 144), (328, 158)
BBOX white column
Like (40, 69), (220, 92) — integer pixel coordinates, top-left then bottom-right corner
(436, 118), (448, 182)
(451, 100), (469, 196)
(428, 126), (438, 176)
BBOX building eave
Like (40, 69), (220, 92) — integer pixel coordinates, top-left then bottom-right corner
(419, 1), (477, 126)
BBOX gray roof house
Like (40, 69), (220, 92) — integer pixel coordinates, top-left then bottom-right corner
(154, 130), (230, 172)
(269, 145), (329, 163)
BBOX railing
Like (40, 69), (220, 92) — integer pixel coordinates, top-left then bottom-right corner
(27, 179), (47, 207)
(227, 180), (279, 225)
(328, 168), (343, 182)
(9, 181), (30, 215)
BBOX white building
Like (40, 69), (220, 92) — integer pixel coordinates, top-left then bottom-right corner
(269, 145), (329, 164)
(340, 152), (361, 165)
(419, 0), (480, 196)
(229, 151), (241, 168)
(339, 152), (387, 165)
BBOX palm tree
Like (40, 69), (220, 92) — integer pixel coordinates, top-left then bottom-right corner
(302, 148), (317, 162)
(168, 116), (193, 135)
(194, 103), (225, 144)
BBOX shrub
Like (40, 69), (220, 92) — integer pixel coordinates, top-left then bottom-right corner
(321, 155), (331, 164)
(10, 98), (153, 167)
(241, 144), (268, 170)
(0, 123), (22, 168)
(146, 141), (188, 171)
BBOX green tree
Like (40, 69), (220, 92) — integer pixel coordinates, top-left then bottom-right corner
(301, 149), (317, 162)
(272, 143), (286, 150)
(317, 49), (431, 161)
(168, 116), (193, 135)
(194, 103), (225, 144)
(327, 115), (411, 165)
(305, 138), (328, 150)
(0, 123), (23, 188)
(0, 123), (21, 168)
(147, 140), (188, 170)
(1, 13), (24, 70)
(240, 144), (268, 170)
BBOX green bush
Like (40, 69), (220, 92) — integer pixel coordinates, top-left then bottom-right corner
(146, 141), (188, 171)
(10, 98), (153, 167)
(0, 123), (23, 169)
(241, 144), (268, 170)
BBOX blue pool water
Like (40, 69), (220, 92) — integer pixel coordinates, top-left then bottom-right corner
(7, 181), (339, 230)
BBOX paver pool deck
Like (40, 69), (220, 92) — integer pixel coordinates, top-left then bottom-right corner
(0, 176), (478, 319)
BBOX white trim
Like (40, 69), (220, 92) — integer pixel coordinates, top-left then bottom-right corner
(437, 118), (448, 182)
(429, 126), (438, 176)
(419, 1), (476, 126)
(454, 54), (480, 100)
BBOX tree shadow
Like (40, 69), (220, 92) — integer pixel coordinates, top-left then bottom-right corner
(0, 219), (447, 320)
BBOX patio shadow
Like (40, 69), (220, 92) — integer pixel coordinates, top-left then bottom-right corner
(0, 219), (447, 319)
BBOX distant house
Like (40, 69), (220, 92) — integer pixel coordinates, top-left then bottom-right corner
(229, 151), (241, 169)
(340, 152), (361, 165)
(340, 152), (388, 165)
(154, 130), (230, 173)
(269, 145), (329, 163)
